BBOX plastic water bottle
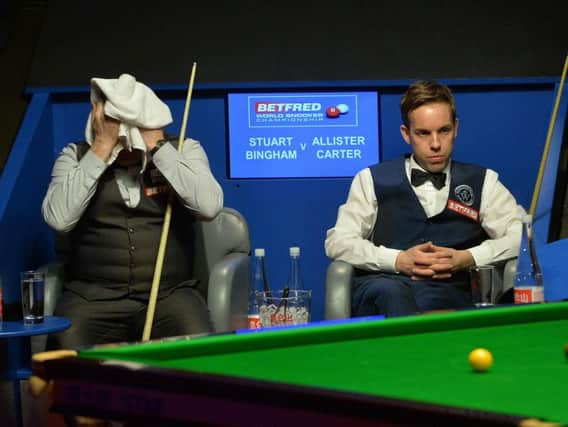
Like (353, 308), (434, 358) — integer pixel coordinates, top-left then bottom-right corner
(514, 214), (544, 304)
(248, 248), (270, 329)
(285, 246), (303, 291)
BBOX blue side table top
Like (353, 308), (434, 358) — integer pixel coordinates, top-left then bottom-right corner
(0, 316), (71, 338)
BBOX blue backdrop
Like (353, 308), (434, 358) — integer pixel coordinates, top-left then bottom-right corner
(0, 77), (565, 321)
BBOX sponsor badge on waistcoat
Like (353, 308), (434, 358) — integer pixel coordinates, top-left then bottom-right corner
(144, 168), (169, 197)
(447, 184), (479, 221)
(144, 185), (169, 197)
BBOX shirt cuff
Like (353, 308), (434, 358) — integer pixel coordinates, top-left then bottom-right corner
(468, 245), (490, 267)
(381, 247), (402, 273)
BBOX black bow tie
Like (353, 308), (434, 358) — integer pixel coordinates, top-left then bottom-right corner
(410, 168), (446, 190)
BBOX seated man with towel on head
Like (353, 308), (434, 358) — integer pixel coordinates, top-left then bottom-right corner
(42, 73), (223, 349)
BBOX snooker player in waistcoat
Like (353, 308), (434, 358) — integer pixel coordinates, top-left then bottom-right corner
(42, 74), (224, 348)
(325, 80), (524, 317)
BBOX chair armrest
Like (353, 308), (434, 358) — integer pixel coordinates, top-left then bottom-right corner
(37, 261), (65, 316)
(207, 252), (250, 333)
(325, 260), (354, 320)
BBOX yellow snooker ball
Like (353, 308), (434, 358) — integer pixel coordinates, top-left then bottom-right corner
(468, 348), (493, 372)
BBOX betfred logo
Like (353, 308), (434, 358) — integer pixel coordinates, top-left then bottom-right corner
(248, 93), (359, 128)
(447, 199), (479, 221)
(255, 102), (322, 113)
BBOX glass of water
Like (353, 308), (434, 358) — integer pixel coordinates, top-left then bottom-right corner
(20, 270), (45, 325)
(470, 265), (496, 307)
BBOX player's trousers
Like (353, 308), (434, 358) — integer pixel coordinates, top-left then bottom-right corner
(352, 272), (471, 318)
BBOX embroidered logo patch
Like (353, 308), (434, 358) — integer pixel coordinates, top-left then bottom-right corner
(454, 184), (475, 206)
(447, 199), (479, 221)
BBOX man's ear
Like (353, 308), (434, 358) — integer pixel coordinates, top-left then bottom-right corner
(400, 124), (411, 145)
(454, 119), (459, 138)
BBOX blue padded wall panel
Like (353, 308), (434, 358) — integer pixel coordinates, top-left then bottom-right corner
(0, 95), (55, 308)
(1, 79), (561, 321)
(534, 83), (568, 246)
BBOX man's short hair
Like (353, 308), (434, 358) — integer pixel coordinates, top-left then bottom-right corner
(400, 80), (457, 127)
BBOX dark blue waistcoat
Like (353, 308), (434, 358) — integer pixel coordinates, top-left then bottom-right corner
(370, 156), (489, 251)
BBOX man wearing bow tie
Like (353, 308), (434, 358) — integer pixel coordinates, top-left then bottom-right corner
(325, 80), (524, 317)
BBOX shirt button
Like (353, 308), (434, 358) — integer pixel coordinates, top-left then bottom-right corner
(130, 245), (136, 252)
(128, 228), (135, 234)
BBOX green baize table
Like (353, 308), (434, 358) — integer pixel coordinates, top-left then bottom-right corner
(38, 302), (568, 426)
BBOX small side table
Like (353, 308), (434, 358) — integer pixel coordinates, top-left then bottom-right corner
(0, 316), (71, 427)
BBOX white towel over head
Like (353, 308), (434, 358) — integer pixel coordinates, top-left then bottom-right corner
(84, 73), (173, 168)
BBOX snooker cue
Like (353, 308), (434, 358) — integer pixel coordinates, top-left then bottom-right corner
(529, 54), (568, 217)
(142, 62), (198, 341)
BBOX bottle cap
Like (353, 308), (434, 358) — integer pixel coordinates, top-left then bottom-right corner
(522, 214), (532, 223)
(254, 248), (265, 257)
(289, 246), (300, 256)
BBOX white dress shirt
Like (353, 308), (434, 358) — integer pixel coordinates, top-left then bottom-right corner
(324, 156), (525, 273)
(42, 139), (224, 233)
